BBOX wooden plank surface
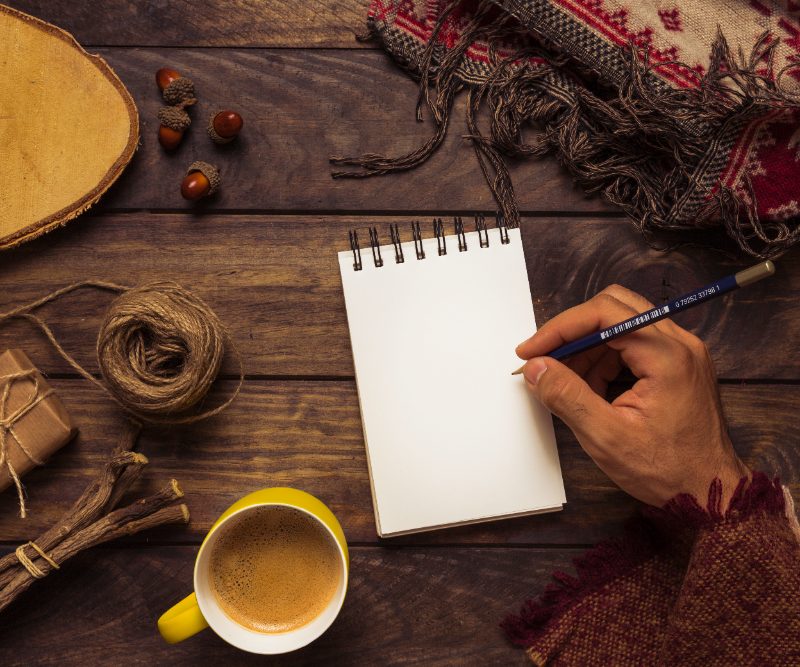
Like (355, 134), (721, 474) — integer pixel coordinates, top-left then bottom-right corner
(1, 215), (796, 379)
(2, 1), (799, 663)
(0, 380), (796, 546)
(68, 47), (606, 214)
(5, 1), (372, 48)
(0, 544), (559, 665)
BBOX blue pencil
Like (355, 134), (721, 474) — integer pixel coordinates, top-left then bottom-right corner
(512, 261), (775, 374)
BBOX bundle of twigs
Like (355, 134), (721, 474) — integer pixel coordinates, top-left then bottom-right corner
(0, 425), (189, 612)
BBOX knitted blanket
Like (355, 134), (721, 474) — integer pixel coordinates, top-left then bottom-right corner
(502, 473), (800, 664)
(332, 0), (800, 258)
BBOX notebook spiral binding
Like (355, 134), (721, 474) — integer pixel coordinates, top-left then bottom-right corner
(349, 213), (512, 271)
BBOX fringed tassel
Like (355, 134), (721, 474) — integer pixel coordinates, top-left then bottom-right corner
(334, 0), (800, 258)
(464, 47), (556, 228)
(330, 0), (488, 178)
(502, 517), (664, 647)
(648, 470), (786, 530)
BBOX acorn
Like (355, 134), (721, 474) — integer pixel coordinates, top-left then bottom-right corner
(157, 106), (191, 150)
(208, 110), (244, 144)
(181, 161), (220, 200)
(158, 126), (183, 151)
(156, 67), (181, 91)
(156, 67), (197, 105)
(164, 77), (196, 105)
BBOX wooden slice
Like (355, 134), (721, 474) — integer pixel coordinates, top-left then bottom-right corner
(0, 5), (138, 249)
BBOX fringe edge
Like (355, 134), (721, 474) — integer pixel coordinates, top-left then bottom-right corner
(335, 1), (800, 258)
(501, 471), (786, 649)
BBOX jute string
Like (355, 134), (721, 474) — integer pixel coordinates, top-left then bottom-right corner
(0, 369), (52, 517)
(15, 541), (59, 579)
(0, 280), (243, 427)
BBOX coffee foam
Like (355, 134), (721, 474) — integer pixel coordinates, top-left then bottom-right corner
(209, 505), (342, 634)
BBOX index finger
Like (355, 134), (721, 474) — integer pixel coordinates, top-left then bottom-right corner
(600, 284), (684, 339)
(516, 293), (673, 377)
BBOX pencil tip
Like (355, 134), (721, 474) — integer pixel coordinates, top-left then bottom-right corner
(511, 366), (524, 376)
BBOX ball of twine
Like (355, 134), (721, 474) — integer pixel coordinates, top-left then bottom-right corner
(97, 282), (227, 420)
(0, 280), (242, 426)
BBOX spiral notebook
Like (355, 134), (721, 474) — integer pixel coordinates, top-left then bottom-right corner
(338, 217), (565, 537)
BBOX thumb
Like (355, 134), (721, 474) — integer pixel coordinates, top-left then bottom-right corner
(522, 357), (615, 439)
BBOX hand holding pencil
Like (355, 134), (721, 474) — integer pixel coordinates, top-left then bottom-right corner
(515, 283), (752, 509)
(513, 261), (774, 372)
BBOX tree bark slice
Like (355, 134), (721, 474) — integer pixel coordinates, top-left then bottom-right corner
(0, 5), (138, 250)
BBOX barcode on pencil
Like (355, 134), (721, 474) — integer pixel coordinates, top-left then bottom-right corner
(600, 305), (670, 340)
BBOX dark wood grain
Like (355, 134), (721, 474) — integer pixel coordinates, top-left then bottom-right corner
(3, 3), (799, 664)
(0, 380), (795, 547)
(0, 544), (565, 665)
(1, 215), (796, 379)
(5, 1), (372, 48)
(60, 47), (606, 214)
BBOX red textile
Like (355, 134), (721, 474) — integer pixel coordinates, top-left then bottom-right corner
(334, 0), (800, 257)
(503, 473), (800, 664)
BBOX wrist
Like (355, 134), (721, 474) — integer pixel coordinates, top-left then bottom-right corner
(715, 457), (751, 512)
(682, 455), (750, 513)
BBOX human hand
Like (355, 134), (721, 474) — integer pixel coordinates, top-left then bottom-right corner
(517, 284), (749, 509)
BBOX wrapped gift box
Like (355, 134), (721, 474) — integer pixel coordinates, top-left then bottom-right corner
(0, 349), (77, 492)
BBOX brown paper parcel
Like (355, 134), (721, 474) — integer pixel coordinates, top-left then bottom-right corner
(0, 349), (76, 493)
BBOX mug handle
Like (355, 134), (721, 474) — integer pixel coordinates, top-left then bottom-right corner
(158, 593), (209, 643)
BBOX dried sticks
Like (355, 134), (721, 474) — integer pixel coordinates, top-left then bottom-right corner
(0, 425), (189, 612)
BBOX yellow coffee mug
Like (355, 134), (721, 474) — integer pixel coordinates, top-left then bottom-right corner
(157, 488), (349, 654)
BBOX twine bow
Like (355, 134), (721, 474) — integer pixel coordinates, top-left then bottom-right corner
(0, 370), (53, 518)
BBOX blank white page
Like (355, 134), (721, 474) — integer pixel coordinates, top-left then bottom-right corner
(338, 227), (565, 536)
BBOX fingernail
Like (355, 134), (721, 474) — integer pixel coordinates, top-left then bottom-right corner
(523, 359), (548, 385)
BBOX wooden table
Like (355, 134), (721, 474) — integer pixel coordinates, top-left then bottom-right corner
(1, 2), (798, 664)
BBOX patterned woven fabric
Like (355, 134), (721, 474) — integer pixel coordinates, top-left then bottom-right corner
(332, 0), (800, 257)
(502, 472), (800, 664)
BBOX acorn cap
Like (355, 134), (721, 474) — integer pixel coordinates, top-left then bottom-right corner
(157, 106), (191, 131)
(163, 76), (196, 105)
(207, 111), (235, 144)
(187, 161), (220, 196)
